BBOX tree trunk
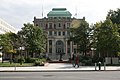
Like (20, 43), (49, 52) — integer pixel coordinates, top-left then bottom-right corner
(10, 53), (12, 64)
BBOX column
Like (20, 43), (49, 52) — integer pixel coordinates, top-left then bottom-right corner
(52, 39), (56, 59)
(65, 40), (68, 54)
(47, 39), (49, 53)
(52, 39), (55, 54)
(70, 41), (73, 55)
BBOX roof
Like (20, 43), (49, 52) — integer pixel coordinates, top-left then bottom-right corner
(47, 8), (72, 17)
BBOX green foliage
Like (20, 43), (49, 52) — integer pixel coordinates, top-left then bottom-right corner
(9, 59), (13, 64)
(107, 8), (120, 24)
(25, 57), (37, 63)
(17, 23), (47, 57)
(18, 56), (25, 65)
(0, 32), (17, 54)
(93, 19), (120, 57)
(13, 56), (19, 63)
(25, 56), (32, 63)
(70, 20), (91, 55)
(80, 55), (93, 66)
(34, 58), (46, 66)
(0, 62), (33, 67)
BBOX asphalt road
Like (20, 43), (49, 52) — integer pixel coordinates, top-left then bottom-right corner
(0, 71), (120, 80)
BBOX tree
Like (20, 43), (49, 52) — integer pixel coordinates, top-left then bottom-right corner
(93, 19), (120, 63)
(70, 20), (91, 55)
(17, 23), (47, 57)
(107, 8), (120, 24)
(107, 8), (120, 34)
(0, 32), (17, 63)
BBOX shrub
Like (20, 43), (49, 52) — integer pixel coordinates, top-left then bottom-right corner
(106, 64), (120, 66)
(13, 56), (20, 63)
(34, 60), (44, 66)
(9, 59), (13, 64)
(18, 56), (25, 65)
(25, 57), (35, 63)
(25, 56), (31, 63)
(80, 55), (93, 66)
(34, 58), (46, 66)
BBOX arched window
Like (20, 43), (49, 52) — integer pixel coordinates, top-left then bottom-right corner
(56, 40), (64, 53)
(59, 23), (61, 27)
(54, 24), (56, 29)
(46, 24), (48, 29)
(63, 24), (66, 29)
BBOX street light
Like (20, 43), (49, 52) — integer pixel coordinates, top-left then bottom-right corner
(19, 46), (25, 65)
(91, 48), (96, 57)
(19, 46), (25, 56)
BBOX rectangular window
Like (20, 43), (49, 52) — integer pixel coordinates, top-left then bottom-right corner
(68, 40), (70, 45)
(67, 31), (70, 36)
(63, 31), (65, 36)
(49, 48), (52, 53)
(74, 48), (77, 53)
(49, 23), (52, 29)
(58, 31), (61, 36)
(49, 40), (52, 45)
(54, 17), (57, 19)
(63, 24), (66, 29)
(49, 31), (52, 36)
(67, 23), (70, 28)
(54, 24), (56, 29)
(54, 31), (57, 36)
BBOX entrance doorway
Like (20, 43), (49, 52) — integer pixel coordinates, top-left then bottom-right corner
(56, 40), (64, 53)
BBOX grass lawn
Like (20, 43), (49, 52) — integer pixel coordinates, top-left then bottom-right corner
(0, 62), (34, 67)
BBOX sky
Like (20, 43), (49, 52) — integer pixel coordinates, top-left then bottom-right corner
(0, 0), (120, 32)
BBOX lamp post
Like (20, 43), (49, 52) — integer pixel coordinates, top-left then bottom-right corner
(91, 48), (94, 58)
(19, 46), (25, 65)
(19, 47), (25, 56)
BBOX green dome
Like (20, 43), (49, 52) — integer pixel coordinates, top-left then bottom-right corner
(47, 8), (72, 17)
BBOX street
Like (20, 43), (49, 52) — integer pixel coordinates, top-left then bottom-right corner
(0, 71), (120, 80)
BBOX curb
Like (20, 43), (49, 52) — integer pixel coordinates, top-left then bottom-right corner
(0, 70), (120, 72)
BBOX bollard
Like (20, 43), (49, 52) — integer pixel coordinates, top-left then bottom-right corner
(104, 62), (106, 70)
(98, 62), (101, 71)
(95, 63), (97, 70)
(14, 63), (16, 71)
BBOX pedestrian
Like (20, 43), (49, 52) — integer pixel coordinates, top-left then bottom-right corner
(71, 53), (76, 67)
(74, 54), (80, 68)
(98, 61), (101, 70)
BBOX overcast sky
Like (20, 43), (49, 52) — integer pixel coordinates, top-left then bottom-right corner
(0, 0), (120, 31)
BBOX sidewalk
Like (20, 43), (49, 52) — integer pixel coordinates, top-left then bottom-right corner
(0, 63), (120, 72)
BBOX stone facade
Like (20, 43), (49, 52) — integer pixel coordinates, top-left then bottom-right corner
(33, 8), (84, 60)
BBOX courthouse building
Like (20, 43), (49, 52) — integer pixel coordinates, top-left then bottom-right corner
(33, 8), (85, 60)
